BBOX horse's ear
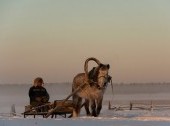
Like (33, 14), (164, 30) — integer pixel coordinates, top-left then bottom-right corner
(107, 64), (110, 69)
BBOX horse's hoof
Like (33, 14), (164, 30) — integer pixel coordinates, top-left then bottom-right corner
(86, 113), (91, 116)
(92, 113), (97, 117)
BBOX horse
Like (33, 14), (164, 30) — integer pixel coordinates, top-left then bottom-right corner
(72, 57), (110, 117)
(83, 71), (112, 116)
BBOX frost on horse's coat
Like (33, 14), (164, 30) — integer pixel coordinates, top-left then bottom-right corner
(72, 57), (110, 117)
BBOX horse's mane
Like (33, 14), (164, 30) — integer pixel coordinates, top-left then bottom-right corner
(88, 67), (98, 82)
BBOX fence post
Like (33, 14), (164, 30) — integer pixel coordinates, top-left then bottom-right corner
(150, 101), (153, 111)
(10, 104), (16, 116)
(130, 102), (133, 110)
(108, 101), (111, 110)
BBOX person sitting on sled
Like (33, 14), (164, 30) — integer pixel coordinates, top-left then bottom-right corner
(29, 77), (50, 107)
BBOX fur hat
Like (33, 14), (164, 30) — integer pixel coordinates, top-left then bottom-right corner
(33, 77), (44, 86)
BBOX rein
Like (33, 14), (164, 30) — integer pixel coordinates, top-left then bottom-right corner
(110, 76), (114, 96)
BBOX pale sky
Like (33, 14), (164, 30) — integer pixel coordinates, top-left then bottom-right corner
(0, 0), (170, 84)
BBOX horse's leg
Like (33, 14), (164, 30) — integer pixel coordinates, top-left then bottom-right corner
(96, 97), (103, 116)
(91, 100), (97, 117)
(84, 99), (91, 116)
(76, 97), (82, 116)
(72, 95), (82, 117)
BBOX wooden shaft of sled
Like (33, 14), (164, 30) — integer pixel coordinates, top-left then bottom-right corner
(23, 102), (52, 114)
(45, 83), (86, 118)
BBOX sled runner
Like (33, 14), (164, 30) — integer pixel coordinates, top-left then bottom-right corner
(23, 100), (74, 118)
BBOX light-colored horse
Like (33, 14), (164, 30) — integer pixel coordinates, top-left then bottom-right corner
(72, 57), (110, 117)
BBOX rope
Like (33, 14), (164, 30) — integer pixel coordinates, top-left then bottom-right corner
(109, 77), (114, 106)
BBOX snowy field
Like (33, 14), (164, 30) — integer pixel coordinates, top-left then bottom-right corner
(0, 83), (170, 126)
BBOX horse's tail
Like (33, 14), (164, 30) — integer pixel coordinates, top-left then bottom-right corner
(84, 57), (101, 82)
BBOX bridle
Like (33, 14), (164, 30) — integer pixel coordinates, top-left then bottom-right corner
(89, 75), (110, 90)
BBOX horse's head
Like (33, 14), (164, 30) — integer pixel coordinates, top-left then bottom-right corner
(89, 64), (110, 89)
(97, 64), (110, 89)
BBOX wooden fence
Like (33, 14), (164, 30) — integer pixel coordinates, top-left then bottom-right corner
(108, 100), (170, 111)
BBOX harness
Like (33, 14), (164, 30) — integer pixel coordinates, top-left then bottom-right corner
(88, 75), (111, 90)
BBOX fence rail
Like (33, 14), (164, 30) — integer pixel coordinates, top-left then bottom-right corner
(108, 100), (170, 111)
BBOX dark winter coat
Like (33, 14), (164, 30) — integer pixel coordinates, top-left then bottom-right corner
(29, 86), (50, 106)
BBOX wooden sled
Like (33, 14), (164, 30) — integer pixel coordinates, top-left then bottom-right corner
(23, 100), (74, 118)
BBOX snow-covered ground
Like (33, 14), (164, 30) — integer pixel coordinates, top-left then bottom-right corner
(0, 116), (170, 126)
(0, 83), (170, 126)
